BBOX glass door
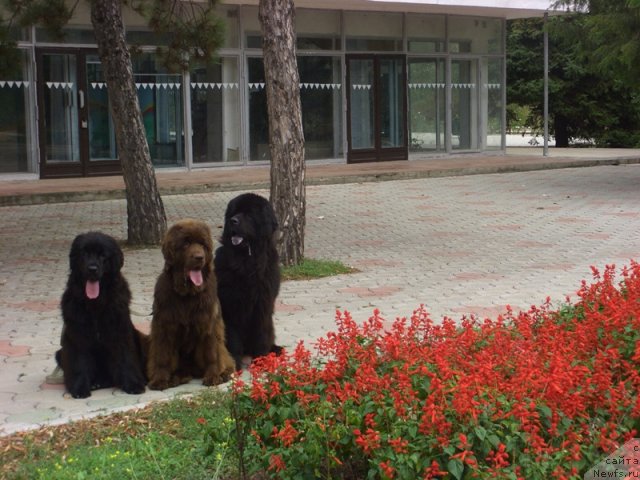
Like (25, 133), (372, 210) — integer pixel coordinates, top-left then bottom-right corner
(451, 58), (479, 151)
(408, 58), (445, 152)
(38, 51), (81, 177)
(346, 55), (407, 163)
(348, 58), (374, 151)
(37, 49), (121, 178)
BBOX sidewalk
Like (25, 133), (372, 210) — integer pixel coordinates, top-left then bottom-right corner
(1, 148), (640, 437)
(1, 147), (640, 205)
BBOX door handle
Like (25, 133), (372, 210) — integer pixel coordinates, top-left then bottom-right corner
(79, 89), (85, 109)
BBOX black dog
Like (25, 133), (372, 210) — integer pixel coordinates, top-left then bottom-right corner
(57, 232), (147, 398)
(215, 193), (283, 369)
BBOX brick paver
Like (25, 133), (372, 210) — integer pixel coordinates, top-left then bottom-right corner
(1, 164), (639, 435)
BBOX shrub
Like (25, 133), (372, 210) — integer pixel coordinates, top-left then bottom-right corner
(218, 262), (640, 479)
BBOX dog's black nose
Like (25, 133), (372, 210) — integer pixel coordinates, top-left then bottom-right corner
(88, 264), (98, 273)
(230, 215), (240, 226)
(194, 254), (204, 262)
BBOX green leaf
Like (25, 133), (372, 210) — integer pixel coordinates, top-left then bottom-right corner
(488, 434), (501, 448)
(538, 404), (552, 419)
(448, 459), (464, 480)
(474, 425), (487, 441)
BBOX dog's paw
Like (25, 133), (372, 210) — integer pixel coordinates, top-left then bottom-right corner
(147, 378), (169, 391)
(169, 375), (191, 388)
(70, 388), (91, 399)
(122, 382), (146, 395)
(203, 374), (224, 386)
(69, 379), (92, 399)
(219, 367), (235, 383)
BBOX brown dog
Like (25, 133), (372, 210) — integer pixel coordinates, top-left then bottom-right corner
(147, 219), (235, 390)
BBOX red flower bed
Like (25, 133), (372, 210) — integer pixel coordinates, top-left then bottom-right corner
(226, 262), (640, 479)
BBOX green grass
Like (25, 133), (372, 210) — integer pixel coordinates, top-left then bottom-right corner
(1, 258), (353, 480)
(1, 390), (238, 480)
(281, 258), (357, 281)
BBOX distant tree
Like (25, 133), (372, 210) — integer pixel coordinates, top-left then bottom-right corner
(553, 0), (640, 85)
(507, 16), (640, 147)
(1, 0), (225, 244)
(259, 0), (306, 266)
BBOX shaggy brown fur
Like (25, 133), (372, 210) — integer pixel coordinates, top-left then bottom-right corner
(147, 219), (235, 390)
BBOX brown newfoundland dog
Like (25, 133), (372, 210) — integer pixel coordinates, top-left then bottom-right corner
(214, 193), (283, 370)
(58, 232), (147, 399)
(147, 219), (235, 390)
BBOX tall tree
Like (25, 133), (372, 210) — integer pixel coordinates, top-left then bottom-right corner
(507, 16), (640, 147)
(553, 0), (640, 86)
(1, 0), (225, 244)
(91, 0), (166, 244)
(259, 0), (306, 266)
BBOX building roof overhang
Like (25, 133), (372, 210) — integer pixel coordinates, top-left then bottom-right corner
(223, 0), (563, 19)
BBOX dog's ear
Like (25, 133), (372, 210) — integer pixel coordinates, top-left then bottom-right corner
(161, 227), (176, 267)
(111, 240), (124, 272)
(201, 224), (214, 252)
(265, 202), (279, 234)
(99, 234), (124, 273)
(69, 234), (86, 271)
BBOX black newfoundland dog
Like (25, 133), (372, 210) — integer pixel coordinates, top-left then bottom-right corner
(215, 193), (283, 369)
(56, 232), (147, 399)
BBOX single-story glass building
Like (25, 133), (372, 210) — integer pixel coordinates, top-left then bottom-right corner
(0, 0), (555, 178)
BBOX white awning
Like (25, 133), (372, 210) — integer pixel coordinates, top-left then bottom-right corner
(222, 0), (562, 19)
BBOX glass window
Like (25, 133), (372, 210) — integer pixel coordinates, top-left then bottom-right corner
(348, 58), (374, 149)
(298, 56), (343, 159)
(248, 55), (343, 162)
(190, 57), (241, 163)
(126, 30), (172, 46)
(345, 12), (402, 52)
(451, 59), (479, 151)
(242, 6), (262, 48)
(296, 9), (340, 51)
(131, 53), (184, 167)
(448, 16), (503, 55)
(407, 15), (445, 53)
(41, 53), (80, 163)
(484, 57), (503, 150)
(246, 35), (262, 49)
(85, 53), (185, 166)
(6, 24), (29, 42)
(0, 49), (29, 172)
(408, 58), (445, 152)
(86, 55), (117, 160)
(247, 57), (268, 161)
(36, 28), (96, 44)
(126, 7), (235, 48)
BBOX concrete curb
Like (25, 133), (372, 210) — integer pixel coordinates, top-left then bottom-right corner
(1, 156), (639, 207)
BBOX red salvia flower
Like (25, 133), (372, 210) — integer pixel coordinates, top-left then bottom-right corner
(229, 261), (640, 479)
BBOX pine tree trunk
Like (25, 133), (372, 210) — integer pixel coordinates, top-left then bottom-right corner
(259, 0), (306, 266)
(90, 0), (167, 245)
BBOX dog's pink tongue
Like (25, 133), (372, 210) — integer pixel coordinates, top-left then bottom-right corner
(189, 270), (203, 286)
(85, 280), (100, 299)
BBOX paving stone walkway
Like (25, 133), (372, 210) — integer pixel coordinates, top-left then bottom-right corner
(1, 163), (639, 436)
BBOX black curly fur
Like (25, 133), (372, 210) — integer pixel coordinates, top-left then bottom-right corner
(57, 232), (146, 399)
